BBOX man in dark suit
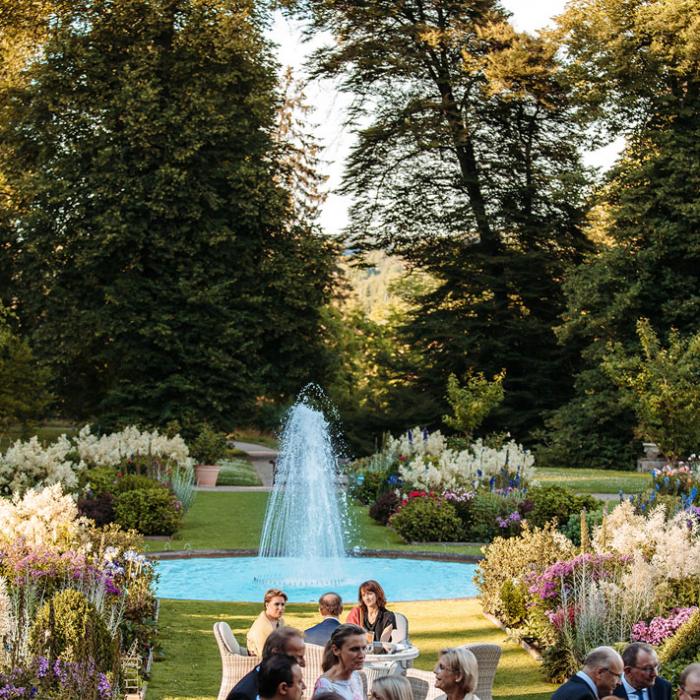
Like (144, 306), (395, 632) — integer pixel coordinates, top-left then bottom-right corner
(552, 646), (624, 700)
(226, 627), (305, 700)
(613, 643), (672, 700)
(304, 592), (343, 646)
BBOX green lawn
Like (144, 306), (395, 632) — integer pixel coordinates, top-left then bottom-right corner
(216, 458), (262, 487)
(148, 599), (554, 700)
(0, 423), (77, 451)
(146, 492), (482, 557)
(534, 467), (650, 494)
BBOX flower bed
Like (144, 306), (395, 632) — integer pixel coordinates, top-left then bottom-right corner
(477, 498), (700, 685)
(0, 484), (157, 698)
(0, 425), (196, 536)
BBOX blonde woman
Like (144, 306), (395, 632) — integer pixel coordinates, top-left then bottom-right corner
(434, 647), (480, 700)
(247, 588), (288, 656)
(370, 675), (414, 700)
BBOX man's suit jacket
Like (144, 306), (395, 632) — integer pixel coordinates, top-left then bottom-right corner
(613, 677), (673, 700)
(551, 675), (598, 700)
(225, 666), (258, 700)
(304, 617), (340, 646)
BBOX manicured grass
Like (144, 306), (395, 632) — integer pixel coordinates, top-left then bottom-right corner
(148, 599), (555, 700)
(216, 458), (262, 487)
(534, 467), (650, 494)
(146, 493), (482, 556)
(0, 423), (77, 450)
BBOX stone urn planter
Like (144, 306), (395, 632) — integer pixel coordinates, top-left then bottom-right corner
(194, 463), (221, 487)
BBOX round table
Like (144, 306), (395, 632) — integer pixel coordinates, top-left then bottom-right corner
(364, 642), (420, 670)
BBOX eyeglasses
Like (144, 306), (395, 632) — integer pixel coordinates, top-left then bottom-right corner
(632, 665), (659, 674)
(680, 687), (700, 700)
(602, 668), (623, 680)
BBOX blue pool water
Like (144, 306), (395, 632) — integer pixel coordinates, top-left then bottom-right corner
(155, 556), (478, 602)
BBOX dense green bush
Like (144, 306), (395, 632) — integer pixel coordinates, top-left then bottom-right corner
(349, 469), (389, 505)
(190, 423), (228, 465)
(81, 467), (118, 496)
(114, 488), (182, 535)
(30, 589), (114, 671)
(527, 485), (596, 529)
(390, 496), (463, 542)
(466, 492), (504, 541)
(498, 579), (528, 627)
(115, 473), (164, 494)
(562, 506), (604, 546)
(369, 490), (400, 525)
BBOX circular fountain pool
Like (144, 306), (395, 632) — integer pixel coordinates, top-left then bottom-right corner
(155, 556), (478, 602)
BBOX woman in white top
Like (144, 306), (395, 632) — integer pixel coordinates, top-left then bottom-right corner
(433, 647), (480, 700)
(313, 623), (367, 700)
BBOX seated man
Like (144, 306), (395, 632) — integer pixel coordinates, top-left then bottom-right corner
(226, 627), (305, 700)
(304, 592), (343, 646)
(551, 646), (624, 700)
(257, 654), (305, 700)
(613, 642), (671, 700)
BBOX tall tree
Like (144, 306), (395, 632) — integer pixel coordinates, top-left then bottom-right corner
(289, 1), (592, 438)
(542, 0), (700, 467)
(0, 0), (336, 428)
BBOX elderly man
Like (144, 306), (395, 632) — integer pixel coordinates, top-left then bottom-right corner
(679, 664), (700, 700)
(304, 592), (343, 646)
(612, 642), (671, 700)
(226, 627), (305, 700)
(551, 646), (624, 700)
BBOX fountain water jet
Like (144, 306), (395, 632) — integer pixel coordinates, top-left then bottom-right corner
(257, 397), (348, 585)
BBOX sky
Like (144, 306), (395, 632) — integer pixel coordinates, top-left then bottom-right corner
(270, 1), (621, 234)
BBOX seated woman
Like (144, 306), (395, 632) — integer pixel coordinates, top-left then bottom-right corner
(370, 675), (414, 700)
(313, 624), (367, 700)
(247, 588), (288, 656)
(346, 580), (396, 642)
(433, 647), (480, 700)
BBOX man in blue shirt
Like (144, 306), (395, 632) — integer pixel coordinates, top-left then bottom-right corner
(304, 593), (343, 647)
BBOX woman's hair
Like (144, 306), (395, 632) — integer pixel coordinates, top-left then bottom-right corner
(313, 693), (346, 700)
(264, 588), (288, 605)
(322, 623), (366, 671)
(357, 580), (387, 613)
(372, 674), (414, 700)
(439, 647), (478, 697)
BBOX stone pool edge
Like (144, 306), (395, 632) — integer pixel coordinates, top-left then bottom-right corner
(147, 548), (483, 563)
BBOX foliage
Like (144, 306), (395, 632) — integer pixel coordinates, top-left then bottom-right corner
(0, 0), (337, 429)
(77, 493), (115, 527)
(189, 424), (228, 466)
(0, 304), (52, 432)
(652, 464), (700, 499)
(369, 491), (401, 526)
(290, 0), (591, 443)
(562, 508), (605, 547)
(114, 488), (182, 536)
(389, 494), (463, 543)
(476, 521), (576, 619)
(605, 319), (700, 461)
(114, 474), (165, 494)
(443, 371), (506, 440)
(547, 0), (700, 467)
(526, 486), (597, 529)
(81, 468), (119, 498)
(30, 589), (114, 671)
(498, 579), (529, 628)
(658, 608), (700, 687)
(349, 468), (391, 505)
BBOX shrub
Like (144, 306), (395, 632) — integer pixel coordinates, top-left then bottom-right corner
(350, 469), (390, 505)
(77, 492), (115, 526)
(390, 495), (463, 542)
(80, 467), (118, 497)
(475, 521), (576, 617)
(114, 473), (164, 493)
(369, 490), (400, 525)
(189, 423), (228, 465)
(499, 579), (528, 627)
(114, 488), (182, 535)
(443, 490), (476, 534)
(562, 507), (604, 547)
(527, 485), (596, 529)
(659, 608), (700, 687)
(30, 589), (114, 671)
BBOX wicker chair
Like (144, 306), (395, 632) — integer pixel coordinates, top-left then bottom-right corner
(213, 622), (260, 700)
(406, 668), (443, 700)
(359, 664), (399, 696)
(390, 612), (409, 644)
(461, 643), (501, 700)
(303, 643), (325, 693)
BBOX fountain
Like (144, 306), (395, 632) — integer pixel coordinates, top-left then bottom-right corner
(257, 396), (348, 585)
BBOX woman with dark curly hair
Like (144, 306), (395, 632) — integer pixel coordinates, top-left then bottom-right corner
(346, 580), (396, 642)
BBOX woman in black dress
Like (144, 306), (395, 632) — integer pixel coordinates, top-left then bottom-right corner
(346, 580), (396, 642)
